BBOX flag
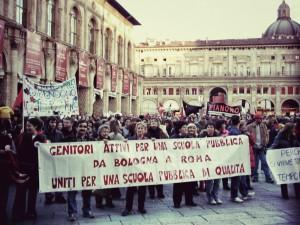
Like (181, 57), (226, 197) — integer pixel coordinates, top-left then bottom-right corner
(182, 100), (204, 116)
(13, 89), (23, 110)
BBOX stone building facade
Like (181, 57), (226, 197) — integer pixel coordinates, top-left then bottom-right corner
(0, 0), (142, 116)
(136, 1), (300, 116)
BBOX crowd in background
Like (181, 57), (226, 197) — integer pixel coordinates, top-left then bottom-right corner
(1, 103), (300, 223)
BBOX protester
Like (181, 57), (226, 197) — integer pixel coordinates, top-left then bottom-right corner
(229, 116), (254, 203)
(187, 123), (200, 196)
(200, 121), (223, 205)
(43, 117), (66, 205)
(147, 118), (167, 199)
(0, 126), (29, 224)
(12, 118), (47, 221)
(240, 120), (255, 190)
(67, 120), (95, 221)
(0, 103), (14, 131)
(122, 122), (148, 216)
(215, 119), (230, 190)
(94, 124), (115, 208)
(270, 122), (300, 199)
(247, 113), (274, 183)
(171, 121), (197, 208)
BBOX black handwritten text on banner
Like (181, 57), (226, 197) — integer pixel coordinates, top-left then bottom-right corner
(267, 147), (300, 185)
(38, 135), (251, 192)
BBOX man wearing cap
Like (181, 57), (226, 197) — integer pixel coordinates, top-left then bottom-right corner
(247, 113), (274, 183)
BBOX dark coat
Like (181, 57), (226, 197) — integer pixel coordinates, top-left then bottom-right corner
(16, 133), (47, 174)
(270, 132), (294, 149)
(44, 128), (63, 143)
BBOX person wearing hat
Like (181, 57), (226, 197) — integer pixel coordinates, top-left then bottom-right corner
(247, 113), (274, 183)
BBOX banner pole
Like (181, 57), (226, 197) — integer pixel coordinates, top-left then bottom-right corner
(22, 75), (25, 131)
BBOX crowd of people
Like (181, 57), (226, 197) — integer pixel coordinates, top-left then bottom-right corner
(0, 104), (300, 223)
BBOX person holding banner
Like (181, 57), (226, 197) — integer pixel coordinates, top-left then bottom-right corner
(66, 120), (95, 221)
(122, 122), (148, 216)
(187, 123), (201, 196)
(94, 124), (115, 209)
(44, 117), (66, 205)
(215, 119), (231, 191)
(200, 121), (223, 205)
(171, 121), (197, 208)
(270, 122), (300, 199)
(229, 116), (254, 203)
(147, 118), (167, 199)
(12, 118), (47, 221)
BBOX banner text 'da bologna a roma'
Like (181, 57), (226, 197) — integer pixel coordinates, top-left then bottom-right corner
(38, 135), (251, 192)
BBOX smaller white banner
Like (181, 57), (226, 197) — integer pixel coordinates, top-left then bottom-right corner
(266, 148), (300, 185)
(23, 77), (79, 117)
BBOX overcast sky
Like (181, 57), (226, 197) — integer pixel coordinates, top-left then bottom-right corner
(117, 0), (300, 43)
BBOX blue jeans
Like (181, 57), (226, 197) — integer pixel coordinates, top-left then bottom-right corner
(67, 190), (92, 215)
(206, 179), (220, 201)
(253, 150), (271, 180)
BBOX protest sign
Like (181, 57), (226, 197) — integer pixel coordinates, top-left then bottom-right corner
(23, 77), (79, 117)
(207, 102), (241, 117)
(266, 147), (300, 185)
(38, 135), (251, 192)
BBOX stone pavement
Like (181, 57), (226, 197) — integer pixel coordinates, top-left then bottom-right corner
(6, 179), (300, 225)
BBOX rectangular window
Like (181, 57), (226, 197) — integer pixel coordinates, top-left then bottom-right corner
(271, 87), (276, 95)
(16, 0), (26, 26)
(288, 86), (293, 95)
(257, 87), (261, 94)
(263, 87), (268, 94)
(246, 87), (251, 94)
(233, 87), (237, 94)
(163, 89), (167, 95)
(192, 88), (197, 95)
(296, 87), (300, 95)
(47, 0), (55, 37)
(281, 87), (286, 95)
(70, 13), (77, 45)
(169, 88), (174, 95)
(239, 87), (244, 94)
(199, 88), (203, 95)
(176, 88), (180, 95)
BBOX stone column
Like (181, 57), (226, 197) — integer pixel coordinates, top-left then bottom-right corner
(203, 86), (210, 104)
(275, 86), (281, 115)
(227, 85), (233, 105)
(250, 84), (257, 113)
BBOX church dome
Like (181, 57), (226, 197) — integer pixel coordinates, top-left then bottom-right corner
(263, 1), (300, 39)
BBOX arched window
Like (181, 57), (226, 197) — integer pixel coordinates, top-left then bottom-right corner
(88, 19), (96, 54)
(16, 0), (26, 26)
(47, 0), (55, 37)
(104, 28), (112, 61)
(117, 36), (123, 66)
(70, 8), (78, 46)
(127, 42), (132, 69)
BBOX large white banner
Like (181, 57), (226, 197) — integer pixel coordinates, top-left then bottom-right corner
(266, 148), (300, 185)
(23, 77), (79, 117)
(38, 135), (251, 192)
